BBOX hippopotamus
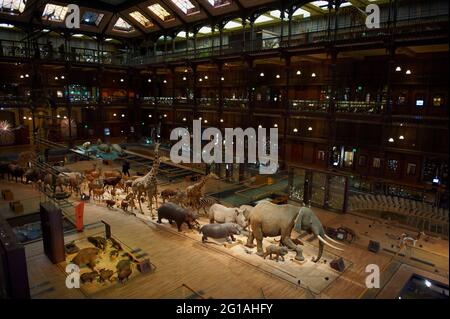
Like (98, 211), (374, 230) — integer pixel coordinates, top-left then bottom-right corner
(199, 223), (241, 243)
(157, 202), (197, 232)
(71, 248), (99, 270)
(263, 245), (289, 262)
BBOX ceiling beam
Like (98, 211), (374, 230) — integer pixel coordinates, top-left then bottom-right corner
(196, 0), (214, 21)
(57, 0), (116, 12)
(234, 0), (245, 11)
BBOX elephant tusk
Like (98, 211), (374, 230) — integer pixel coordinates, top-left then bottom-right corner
(324, 234), (346, 246)
(318, 235), (345, 251)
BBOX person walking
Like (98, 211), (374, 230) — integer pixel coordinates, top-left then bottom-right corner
(122, 160), (130, 177)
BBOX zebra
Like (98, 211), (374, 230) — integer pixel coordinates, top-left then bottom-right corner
(197, 196), (219, 215)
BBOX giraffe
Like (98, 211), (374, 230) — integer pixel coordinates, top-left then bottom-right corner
(186, 173), (217, 213)
(131, 143), (160, 216)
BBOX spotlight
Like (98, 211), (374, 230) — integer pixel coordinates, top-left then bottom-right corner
(276, 74), (280, 79)
(183, 77), (187, 81)
(20, 75), (24, 79)
(296, 70), (301, 75)
(388, 137), (394, 143)
(163, 80), (167, 83)
(204, 119), (208, 123)
(121, 114), (125, 118)
(221, 77), (225, 81)
(28, 117), (32, 121)
(311, 73), (316, 78)
(199, 78), (203, 82)
(399, 135), (405, 140)
(113, 113), (117, 117)
(63, 116), (67, 119)
(425, 280), (432, 288)
(148, 114), (152, 118)
(258, 124), (262, 128)
(308, 126), (313, 131)
(61, 75), (65, 79)
(405, 69), (412, 75)
(199, 117), (202, 120)
(25, 74), (29, 78)
(395, 66), (402, 72)
(293, 128), (298, 133)
(260, 72), (265, 77)
(23, 116), (27, 120)
(120, 78), (124, 82)
(220, 118), (224, 123)
(148, 78), (152, 82)
(54, 76), (59, 80)
(204, 75), (208, 80)
(57, 115), (61, 118)
(274, 124), (278, 128)
(182, 117), (187, 121)
(163, 114), (167, 118)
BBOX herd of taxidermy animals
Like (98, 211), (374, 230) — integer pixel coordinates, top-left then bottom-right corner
(1, 146), (345, 271)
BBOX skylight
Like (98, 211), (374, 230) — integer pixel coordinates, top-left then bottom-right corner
(113, 17), (134, 32)
(129, 11), (153, 28)
(148, 3), (173, 21)
(207, 0), (230, 8)
(0, 23), (14, 28)
(254, 15), (273, 24)
(171, 0), (199, 15)
(292, 8), (311, 18)
(82, 11), (104, 26)
(42, 3), (69, 22)
(310, 1), (329, 9)
(0, 0), (26, 14)
(198, 26), (212, 34)
(223, 20), (241, 30)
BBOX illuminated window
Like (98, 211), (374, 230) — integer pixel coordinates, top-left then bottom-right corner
(223, 20), (241, 29)
(207, 0), (230, 8)
(254, 15), (273, 24)
(82, 11), (104, 26)
(0, 0), (26, 14)
(42, 3), (68, 22)
(129, 11), (154, 28)
(148, 3), (173, 21)
(171, 0), (199, 15)
(113, 17), (134, 32)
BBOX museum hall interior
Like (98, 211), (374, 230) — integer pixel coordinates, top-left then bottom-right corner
(0, 0), (448, 300)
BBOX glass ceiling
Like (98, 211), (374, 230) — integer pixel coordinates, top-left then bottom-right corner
(0, 0), (26, 15)
(171, 0), (199, 15)
(207, 0), (230, 8)
(148, 3), (173, 22)
(42, 3), (69, 22)
(113, 17), (134, 32)
(129, 10), (154, 28)
(82, 11), (104, 26)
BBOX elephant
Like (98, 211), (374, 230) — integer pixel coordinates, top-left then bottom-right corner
(245, 201), (344, 262)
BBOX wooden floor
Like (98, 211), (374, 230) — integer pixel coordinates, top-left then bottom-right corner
(1, 162), (448, 299)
